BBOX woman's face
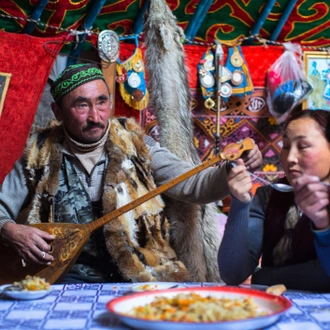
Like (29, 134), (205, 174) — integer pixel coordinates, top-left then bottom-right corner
(280, 117), (330, 186)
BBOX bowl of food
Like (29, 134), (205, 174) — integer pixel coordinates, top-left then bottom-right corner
(0, 275), (51, 300)
(107, 286), (291, 330)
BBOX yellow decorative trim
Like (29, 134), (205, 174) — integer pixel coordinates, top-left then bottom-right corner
(120, 48), (143, 72)
(0, 72), (11, 117)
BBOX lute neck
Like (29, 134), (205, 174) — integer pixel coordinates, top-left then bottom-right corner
(85, 153), (223, 234)
(84, 136), (254, 234)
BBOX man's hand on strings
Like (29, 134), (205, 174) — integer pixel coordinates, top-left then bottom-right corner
(0, 222), (55, 265)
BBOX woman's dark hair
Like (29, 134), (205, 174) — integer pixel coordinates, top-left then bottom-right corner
(284, 109), (330, 141)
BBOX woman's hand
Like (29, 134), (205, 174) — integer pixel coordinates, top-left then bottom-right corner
(0, 222), (55, 265)
(294, 174), (330, 230)
(227, 159), (252, 203)
(241, 141), (263, 172)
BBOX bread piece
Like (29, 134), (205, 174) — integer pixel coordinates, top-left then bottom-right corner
(266, 284), (286, 296)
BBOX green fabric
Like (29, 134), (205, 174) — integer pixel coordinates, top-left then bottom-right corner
(0, 1), (328, 48)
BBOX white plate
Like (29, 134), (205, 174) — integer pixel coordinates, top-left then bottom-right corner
(0, 284), (51, 300)
(129, 282), (183, 292)
(107, 286), (291, 330)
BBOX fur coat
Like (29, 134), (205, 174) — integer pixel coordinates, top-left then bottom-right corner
(23, 118), (189, 282)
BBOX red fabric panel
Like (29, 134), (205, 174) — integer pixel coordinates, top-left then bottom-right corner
(0, 31), (63, 183)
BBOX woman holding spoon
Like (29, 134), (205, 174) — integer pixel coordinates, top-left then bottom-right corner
(293, 113), (330, 280)
(218, 109), (330, 291)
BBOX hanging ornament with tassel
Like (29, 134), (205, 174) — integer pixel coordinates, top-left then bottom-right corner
(198, 47), (216, 109)
(116, 37), (149, 111)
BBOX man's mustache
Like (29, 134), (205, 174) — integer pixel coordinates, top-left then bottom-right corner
(83, 122), (106, 131)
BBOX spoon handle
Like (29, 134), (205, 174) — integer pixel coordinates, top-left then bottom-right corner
(230, 163), (271, 186)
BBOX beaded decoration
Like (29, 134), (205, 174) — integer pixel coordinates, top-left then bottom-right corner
(116, 47), (149, 111)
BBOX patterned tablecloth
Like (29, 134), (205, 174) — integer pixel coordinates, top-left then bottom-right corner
(1, 282), (330, 330)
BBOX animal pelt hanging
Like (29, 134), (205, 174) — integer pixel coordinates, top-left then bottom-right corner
(143, 0), (221, 282)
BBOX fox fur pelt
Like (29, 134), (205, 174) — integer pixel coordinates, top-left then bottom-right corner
(143, 0), (221, 282)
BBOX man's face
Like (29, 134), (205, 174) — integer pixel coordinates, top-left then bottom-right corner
(53, 79), (111, 144)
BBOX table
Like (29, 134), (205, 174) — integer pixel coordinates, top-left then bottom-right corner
(1, 282), (330, 330)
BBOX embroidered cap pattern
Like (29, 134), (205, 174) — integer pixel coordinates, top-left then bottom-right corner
(51, 63), (105, 102)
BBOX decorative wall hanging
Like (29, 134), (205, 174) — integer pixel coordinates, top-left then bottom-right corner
(1, 1), (329, 49)
(116, 40), (149, 111)
(198, 45), (255, 108)
(198, 47), (216, 109)
(98, 30), (120, 116)
(224, 46), (254, 99)
(141, 43), (286, 184)
(98, 30), (119, 63)
(0, 72), (11, 117)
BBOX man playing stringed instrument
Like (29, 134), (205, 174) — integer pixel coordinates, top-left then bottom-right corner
(0, 63), (262, 284)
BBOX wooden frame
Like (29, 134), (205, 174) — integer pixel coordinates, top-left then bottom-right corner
(0, 72), (11, 117)
(303, 51), (330, 110)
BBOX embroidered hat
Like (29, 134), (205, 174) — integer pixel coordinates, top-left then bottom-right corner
(51, 63), (105, 102)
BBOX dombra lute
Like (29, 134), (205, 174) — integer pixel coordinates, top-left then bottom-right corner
(0, 138), (254, 285)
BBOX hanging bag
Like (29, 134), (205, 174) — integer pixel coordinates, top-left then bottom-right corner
(267, 43), (313, 123)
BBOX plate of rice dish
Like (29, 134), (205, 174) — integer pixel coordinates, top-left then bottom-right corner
(107, 286), (291, 330)
(0, 275), (51, 300)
